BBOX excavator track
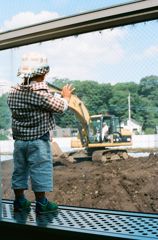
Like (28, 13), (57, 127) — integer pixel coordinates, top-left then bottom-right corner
(92, 149), (128, 162)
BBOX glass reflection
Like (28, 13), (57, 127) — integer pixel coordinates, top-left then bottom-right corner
(0, 20), (158, 214)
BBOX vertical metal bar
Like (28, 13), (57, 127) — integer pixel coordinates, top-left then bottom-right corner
(0, 154), (2, 220)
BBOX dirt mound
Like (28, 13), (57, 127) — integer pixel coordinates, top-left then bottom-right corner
(2, 152), (158, 213)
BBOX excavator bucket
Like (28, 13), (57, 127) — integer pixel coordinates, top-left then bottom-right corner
(51, 140), (63, 157)
(51, 140), (76, 164)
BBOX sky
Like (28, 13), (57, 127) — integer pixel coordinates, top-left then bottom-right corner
(0, 0), (158, 85)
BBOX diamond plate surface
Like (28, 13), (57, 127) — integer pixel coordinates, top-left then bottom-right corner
(1, 200), (158, 239)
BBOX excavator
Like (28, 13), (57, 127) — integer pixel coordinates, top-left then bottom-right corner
(48, 82), (132, 162)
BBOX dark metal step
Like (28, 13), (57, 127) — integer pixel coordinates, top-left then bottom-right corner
(1, 199), (158, 240)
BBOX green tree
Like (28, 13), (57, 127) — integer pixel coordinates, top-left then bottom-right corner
(108, 82), (139, 121)
(138, 75), (158, 97)
(48, 77), (158, 133)
(0, 93), (11, 130)
(138, 76), (158, 133)
(73, 80), (112, 115)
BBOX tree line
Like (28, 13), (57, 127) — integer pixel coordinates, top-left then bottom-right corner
(52, 75), (158, 134)
(0, 75), (157, 139)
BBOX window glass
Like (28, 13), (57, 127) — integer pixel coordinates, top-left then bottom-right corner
(0, 17), (158, 213)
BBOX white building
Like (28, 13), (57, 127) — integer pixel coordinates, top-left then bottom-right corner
(121, 118), (142, 135)
(123, 93), (142, 135)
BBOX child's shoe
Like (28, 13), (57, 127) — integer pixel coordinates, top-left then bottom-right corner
(36, 199), (58, 214)
(14, 198), (31, 212)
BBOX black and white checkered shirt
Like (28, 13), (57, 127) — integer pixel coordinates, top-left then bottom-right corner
(7, 82), (67, 140)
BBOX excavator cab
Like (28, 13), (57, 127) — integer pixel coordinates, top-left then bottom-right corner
(88, 115), (132, 144)
(88, 115), (111, 143)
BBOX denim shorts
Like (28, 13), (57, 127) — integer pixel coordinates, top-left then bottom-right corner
(12, 139), (53, 192)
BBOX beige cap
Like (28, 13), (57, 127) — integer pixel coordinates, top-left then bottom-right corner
(17, 52), (50, 78)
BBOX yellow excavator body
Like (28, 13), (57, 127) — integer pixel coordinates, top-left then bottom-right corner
(48, 82), (132, 161)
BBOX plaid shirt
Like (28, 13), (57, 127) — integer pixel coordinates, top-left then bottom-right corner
(7, 82), (67, 140)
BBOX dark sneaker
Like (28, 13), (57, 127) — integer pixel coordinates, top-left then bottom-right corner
(14, 198), (31, 212)
(36, 200), (58, 214)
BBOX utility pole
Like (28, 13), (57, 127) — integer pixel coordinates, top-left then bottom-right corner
(128, 92), (131, 121)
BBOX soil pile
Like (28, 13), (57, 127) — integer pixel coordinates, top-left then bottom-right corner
(2, 152), (158, 213)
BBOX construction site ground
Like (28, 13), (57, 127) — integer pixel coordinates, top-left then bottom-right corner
(1, 147), (158, 214)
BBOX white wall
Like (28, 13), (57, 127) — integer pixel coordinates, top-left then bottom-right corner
(132, 134), (158, 149)
(0, 138), (74, 155)
(0, 135), (158, 155)
(0, 140), (14, 154)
